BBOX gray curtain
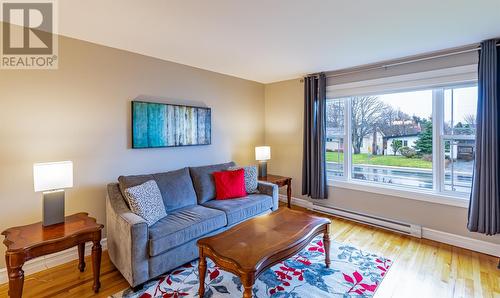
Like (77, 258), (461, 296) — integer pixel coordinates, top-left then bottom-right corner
(468, 39), (500, 235)
(302, 73), (328, 199)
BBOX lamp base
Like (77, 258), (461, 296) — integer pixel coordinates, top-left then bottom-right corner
(43, 190), (65, 226)
(258, 161), (268, 178)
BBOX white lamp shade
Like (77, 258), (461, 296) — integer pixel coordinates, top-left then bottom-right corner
(33, 161), (73, 192)
(255, 146), (271, 161)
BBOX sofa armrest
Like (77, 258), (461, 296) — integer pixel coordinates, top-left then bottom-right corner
(106, 183), (149, 287)
(258, 181), (279, 211)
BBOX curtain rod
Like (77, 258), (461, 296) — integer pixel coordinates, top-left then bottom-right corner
(308, 41), (499, 79)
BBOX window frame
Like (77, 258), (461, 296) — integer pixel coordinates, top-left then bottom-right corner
(325, 67), (477, 208)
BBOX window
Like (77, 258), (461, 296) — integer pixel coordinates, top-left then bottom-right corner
(326, 84), (477, 198)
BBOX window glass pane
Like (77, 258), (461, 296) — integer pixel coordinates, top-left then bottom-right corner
(326, 99), (345, 178)
(443, 86), (477, 193)
(444, 86), (477, 135)
(444, 139), (474, 193)
(326, 137), (344, 177)
(326, 99), (344, 134)
(350, 91), (433, 189)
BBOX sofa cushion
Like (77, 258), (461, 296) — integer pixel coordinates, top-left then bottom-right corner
(148, 227), (226, 279)
(148, 205), (227, 257)
(123, 180), (167, 226)
(152, 168), (198, 211)
(202, 194), (273, 226)
(118, 173), (153, 198)
(118, 167), (197, 212)
(189, 162), (235, 204)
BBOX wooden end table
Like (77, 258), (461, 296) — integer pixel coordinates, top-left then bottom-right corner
(259, 174), (292, 208)
(197, 209), (331, 298)
(1, 213), (104, 298)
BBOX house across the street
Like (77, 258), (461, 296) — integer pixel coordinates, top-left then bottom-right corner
(384, 133), (420, 155)
(326, 128), (385, 155)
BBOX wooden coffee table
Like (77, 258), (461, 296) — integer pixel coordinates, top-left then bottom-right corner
(197, 209), (331, 298)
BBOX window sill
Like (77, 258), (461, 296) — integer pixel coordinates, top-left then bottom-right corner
(328, 179), (469, 208)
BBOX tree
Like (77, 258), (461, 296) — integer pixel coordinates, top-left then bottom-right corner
(463, 114), (476, 127)
(377, 107), (421, 137)
(463, 114), (476, 135)
(326, 99), (344, 132)
(391, 139), (403, 156)
(414, 120), (433, 154)
(351, 96), (385, 154)
(372, 129), (378, 155)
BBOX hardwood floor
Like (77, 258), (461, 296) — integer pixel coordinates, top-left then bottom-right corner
(0, 205), (498, 298)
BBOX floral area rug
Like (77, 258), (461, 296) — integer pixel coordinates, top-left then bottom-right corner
(111, 236), (392, 298)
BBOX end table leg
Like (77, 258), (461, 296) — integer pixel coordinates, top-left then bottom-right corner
(7, 267), (24, 298)
(241, 274), (255, 298)
(323, 225), (331, 268)
(91, 239), (102, 293)
(198, 248), (207, 297)
(6, 255), (24, 298)
(287, 179), (292, 209)
(243, 285), (253, 298)
(78, 243), (86, 272)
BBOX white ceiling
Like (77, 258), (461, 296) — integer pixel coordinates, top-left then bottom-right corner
(57, 0), (500, 83)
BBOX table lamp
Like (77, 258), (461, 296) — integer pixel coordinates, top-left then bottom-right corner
(255, 146), (271, 178)
(33, 161), (73, 226)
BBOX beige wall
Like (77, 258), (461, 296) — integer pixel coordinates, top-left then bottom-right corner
(0, 35), (265, 267)
(264, 78), (500, 245)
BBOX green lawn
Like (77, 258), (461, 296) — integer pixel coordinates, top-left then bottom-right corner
(326, 152), (432, 169)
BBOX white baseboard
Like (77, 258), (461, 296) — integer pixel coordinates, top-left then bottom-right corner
(283, 194), (500, 258)
(421, 228), (500, 257)
(0, 238), (107, 284)
(278, 194), (314, 209)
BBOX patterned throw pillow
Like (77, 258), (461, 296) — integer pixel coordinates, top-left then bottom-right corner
(123, 180), (167, 226)
(228, 166), (258, 194)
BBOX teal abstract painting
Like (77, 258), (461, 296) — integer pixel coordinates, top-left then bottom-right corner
(132, 101), (211, 148)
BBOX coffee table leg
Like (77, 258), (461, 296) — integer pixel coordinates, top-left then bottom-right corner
(6, 254), (24, 298)
(323, 225), (331, 268)
(241, 274), (255, 298)
(91, 239), (102, 293)
(78, 243), (86, 272)
(198, 248), (207, 297)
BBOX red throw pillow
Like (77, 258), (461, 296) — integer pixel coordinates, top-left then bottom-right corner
(213, 169), (247, 200)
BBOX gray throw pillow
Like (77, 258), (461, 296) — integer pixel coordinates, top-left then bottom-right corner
(123, 180), (167, 226)
(229, 165), (258, 194)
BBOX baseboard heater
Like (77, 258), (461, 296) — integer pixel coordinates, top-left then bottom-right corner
(313, 204), (422, 238)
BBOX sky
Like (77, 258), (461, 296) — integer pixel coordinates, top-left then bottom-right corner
(378, 86), (477, 124)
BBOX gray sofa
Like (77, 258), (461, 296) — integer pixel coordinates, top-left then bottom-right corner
(106, 162), (279, 287)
